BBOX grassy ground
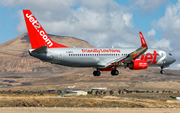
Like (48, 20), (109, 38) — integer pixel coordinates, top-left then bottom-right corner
(0, 94), (180, 108)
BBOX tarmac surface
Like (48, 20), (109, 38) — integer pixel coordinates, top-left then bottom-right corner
(0, 107), (180, 113)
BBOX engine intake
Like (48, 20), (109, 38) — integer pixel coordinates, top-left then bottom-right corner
(128, 60), (148, 70)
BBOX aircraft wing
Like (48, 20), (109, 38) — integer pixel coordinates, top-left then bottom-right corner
(105, 31), (148, 67)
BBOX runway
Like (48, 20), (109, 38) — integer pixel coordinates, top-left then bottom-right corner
(0, 107), (180, 113)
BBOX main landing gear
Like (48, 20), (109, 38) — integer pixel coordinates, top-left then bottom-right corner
(93, 69), (119, 76)
(111, 70), (119, 76)
(93, 70), (101, 76)
(160, 66), (165, 74)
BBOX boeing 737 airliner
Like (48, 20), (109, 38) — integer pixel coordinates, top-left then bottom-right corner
(22, 10), (176, 76)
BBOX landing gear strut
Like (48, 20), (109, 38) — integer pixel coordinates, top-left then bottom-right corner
(160, 66), (165, 74)
(93, 70), (101, 76)
(111, 70), (119, 76)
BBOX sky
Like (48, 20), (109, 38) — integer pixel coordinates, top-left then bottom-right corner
(0, 0), (179, 70)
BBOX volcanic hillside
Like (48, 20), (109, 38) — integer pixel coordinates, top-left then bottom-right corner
(0, 33), (180, 91)
(0, 33), (93, 73)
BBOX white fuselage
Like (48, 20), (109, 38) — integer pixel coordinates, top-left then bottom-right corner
(29, 47), (176, 68)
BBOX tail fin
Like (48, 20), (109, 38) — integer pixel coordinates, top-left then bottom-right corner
(23, 9), (68, 49)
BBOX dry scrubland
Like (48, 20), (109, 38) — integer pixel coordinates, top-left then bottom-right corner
(0, 94), (180, 108)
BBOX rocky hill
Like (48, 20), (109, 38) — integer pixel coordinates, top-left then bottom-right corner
(0, 33), (93, 73)
(0, 33), (179, 91)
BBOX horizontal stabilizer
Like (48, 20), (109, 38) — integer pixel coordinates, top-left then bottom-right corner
(32, 45), (47, 53)
(6, 49), (28, 52)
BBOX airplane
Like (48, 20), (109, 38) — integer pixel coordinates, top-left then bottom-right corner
(22, 9), (176, 76)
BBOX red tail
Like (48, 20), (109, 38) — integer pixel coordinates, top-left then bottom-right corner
(23, 10), (68, 49)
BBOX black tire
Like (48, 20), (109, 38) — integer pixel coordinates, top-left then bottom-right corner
(93, 71), (101, 76)
(93, 71), (97, 76)
(96, 71), (101, 76)
(111, 70), (119, 76)
(114, 70), (119, 75)
(111, 70), (115, 76)
(160, 70), (165, 74)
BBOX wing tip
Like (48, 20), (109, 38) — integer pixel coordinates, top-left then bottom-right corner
(139, 31), (148, 48)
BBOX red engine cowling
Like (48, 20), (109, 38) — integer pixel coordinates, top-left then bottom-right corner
(128, 60), (148, 70)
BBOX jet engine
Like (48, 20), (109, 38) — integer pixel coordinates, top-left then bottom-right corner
(128, 60), (148, 70)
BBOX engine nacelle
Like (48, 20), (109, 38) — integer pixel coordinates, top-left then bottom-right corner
(128, 60), (148, 70)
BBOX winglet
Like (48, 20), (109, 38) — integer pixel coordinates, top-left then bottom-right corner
(139, 31), (147, 47)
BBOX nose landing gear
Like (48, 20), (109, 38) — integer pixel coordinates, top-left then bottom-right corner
(160, 66), (165, 74)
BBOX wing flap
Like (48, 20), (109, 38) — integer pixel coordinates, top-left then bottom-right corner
(124, 46), (147, 64)
(105, 55), (126, 67)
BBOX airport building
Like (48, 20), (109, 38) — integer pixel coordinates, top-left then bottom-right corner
(64, 91), (87, 96)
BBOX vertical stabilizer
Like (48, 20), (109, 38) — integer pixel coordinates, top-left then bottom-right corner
(23, 10), (68, 49)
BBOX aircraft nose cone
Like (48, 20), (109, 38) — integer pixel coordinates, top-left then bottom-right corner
(171, 57), (176, 64)
(173, 58), (176, 63)
(166, 57), (176, 65)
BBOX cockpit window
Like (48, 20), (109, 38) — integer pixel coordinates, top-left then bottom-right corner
(169, 53), (172, 56)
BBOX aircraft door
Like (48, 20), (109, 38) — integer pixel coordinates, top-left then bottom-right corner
(58, 54), (63, 61)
